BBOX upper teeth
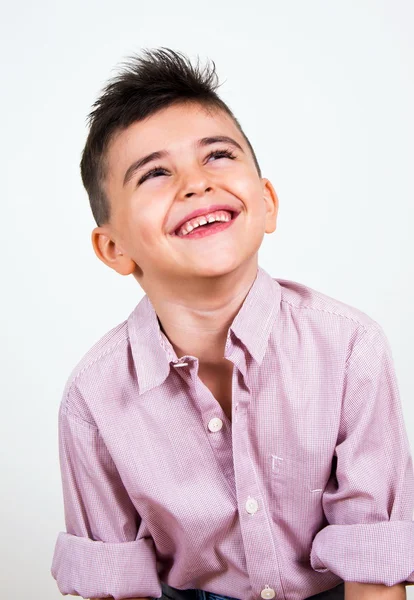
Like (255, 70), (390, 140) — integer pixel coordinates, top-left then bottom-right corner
(177, 210), (232, 236)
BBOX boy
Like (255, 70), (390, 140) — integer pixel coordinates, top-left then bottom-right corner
(51, 47), (414, 600)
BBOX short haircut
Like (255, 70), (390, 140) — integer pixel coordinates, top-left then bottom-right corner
(80, 47), (262, 226)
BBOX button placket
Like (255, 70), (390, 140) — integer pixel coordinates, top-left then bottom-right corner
(231, 388), (283, 600)
(208, 417), (223, 433)
(245, 496), (258, 515)
(260, 585), (276, 599)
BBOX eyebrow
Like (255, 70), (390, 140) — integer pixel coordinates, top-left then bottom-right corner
(122, 135), (245, 187)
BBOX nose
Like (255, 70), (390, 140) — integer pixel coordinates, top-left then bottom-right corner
(184, 185), (213, 198)
(179, 164), (214, 198)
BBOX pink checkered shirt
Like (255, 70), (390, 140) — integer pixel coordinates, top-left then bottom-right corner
(51, 266), (414, 600)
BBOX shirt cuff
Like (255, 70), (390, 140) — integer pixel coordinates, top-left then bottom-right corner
(51, 531), (162, 600)
(310, 521), (414, 586)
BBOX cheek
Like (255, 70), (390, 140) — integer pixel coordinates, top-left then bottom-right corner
(134, 216), (159, 247)
(235, 183), (266, 221)
(127, 196), (164, 236)
(228, 170), (260, 200)
(228, 175), (260, 205)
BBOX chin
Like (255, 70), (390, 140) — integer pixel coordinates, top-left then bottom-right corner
(193, 258), (248, 279)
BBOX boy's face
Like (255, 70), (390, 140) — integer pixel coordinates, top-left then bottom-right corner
(93, 101), (278, 290)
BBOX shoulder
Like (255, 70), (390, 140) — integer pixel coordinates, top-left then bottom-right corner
(274, 277), (381, 332)
(60, 319), (131, 422)
(271, 277), (389, 368)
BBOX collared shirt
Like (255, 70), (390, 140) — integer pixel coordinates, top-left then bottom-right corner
(51, 266), (414, 600)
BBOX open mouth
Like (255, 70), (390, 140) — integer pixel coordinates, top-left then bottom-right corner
(174, 211), (240, 240)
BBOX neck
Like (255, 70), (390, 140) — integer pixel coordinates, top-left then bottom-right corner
(146, 257), (258, 364)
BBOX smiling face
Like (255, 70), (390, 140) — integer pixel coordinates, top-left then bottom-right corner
(92, 101), (278, 294)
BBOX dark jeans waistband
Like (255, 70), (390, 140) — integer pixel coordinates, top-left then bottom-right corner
(157, 581), (345, 600)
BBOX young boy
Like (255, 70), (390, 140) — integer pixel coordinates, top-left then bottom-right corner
(51, 47), (414, 600)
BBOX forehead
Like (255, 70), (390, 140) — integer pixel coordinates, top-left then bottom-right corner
(105, 103), (242, 181)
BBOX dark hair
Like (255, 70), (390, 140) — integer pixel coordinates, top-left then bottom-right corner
(80, 47), (262, 226)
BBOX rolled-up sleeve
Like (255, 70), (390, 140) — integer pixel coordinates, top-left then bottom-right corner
(51, 388), (161, 600)
(310, 324), (414, 586)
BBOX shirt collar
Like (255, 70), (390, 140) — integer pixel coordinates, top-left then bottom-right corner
(127, 265), (281, 395)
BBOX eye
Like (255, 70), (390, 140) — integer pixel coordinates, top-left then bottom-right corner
(136, 147), (237, 186)
(137, 166), (168, 185)
(206, 148), (237, 162)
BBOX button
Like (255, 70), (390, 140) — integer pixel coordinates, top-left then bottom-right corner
(208, 418), (223, 432)
(245, 497), (258, 514)
(260, 586), (275, 599)
(173, 361), (188, 367)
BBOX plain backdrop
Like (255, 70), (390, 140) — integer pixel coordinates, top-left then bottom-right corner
(1, 1), (413, 598)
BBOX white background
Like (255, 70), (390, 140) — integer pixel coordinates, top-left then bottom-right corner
(1, 1), (413, 598)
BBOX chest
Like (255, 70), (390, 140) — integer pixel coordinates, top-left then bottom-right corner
(197, 362), (234, 423)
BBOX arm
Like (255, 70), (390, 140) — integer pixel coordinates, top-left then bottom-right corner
(345, 581), (406, 599)
(51, 383), (162, 600)
(309, 324), (414, 586)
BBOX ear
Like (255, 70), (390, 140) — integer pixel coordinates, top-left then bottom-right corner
(262, 178), (279, 234)
(91, 226), (136, 276)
